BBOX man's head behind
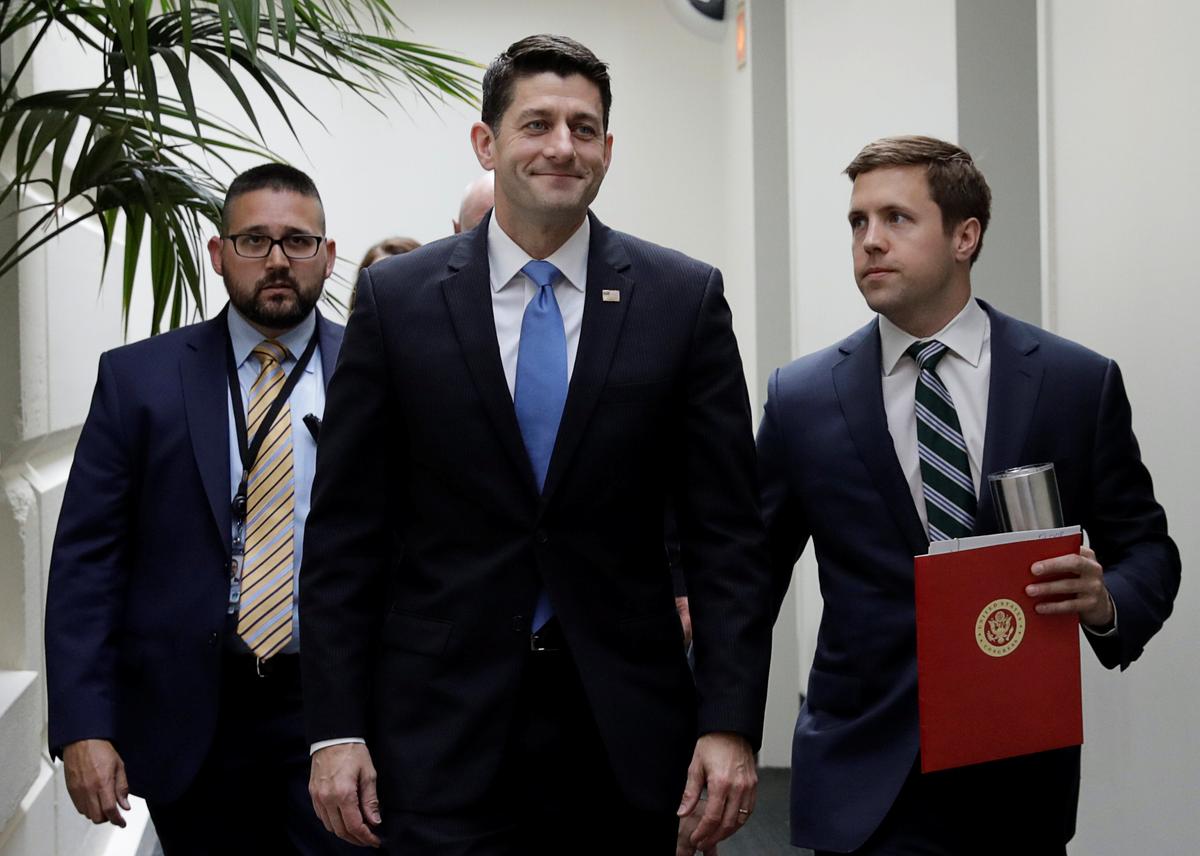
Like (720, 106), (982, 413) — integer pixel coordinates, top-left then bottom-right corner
(481, 34), (612, 132)
(455, 173), (495, 234)
(845, 135), (991, 265)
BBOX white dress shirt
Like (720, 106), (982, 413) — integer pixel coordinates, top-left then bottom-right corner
(879, 298), (991, 535)
(487, 214), (589, 397)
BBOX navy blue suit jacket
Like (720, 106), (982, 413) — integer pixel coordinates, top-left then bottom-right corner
(758, 300), (1179, 851)
(45, 307), (343, 803)
(300, 213), (773, 814)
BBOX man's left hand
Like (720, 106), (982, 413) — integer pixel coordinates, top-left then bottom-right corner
(677, 732), (756, 852)
(676, 811), (719, 856)
(1026, 546), (1114, 628)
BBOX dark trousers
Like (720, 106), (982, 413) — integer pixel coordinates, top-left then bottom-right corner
(147, 654), (364, 856)
(818, 752), (1075, 856)
(382, 631), (678, 856)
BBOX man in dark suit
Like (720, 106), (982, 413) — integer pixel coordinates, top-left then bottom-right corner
(301, 35), (772, 856)
(757, 135), (1180, 854)
(44, 164), (360, 853)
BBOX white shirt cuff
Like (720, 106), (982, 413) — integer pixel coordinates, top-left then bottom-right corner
(1082, 593), (1119, 638)
(310, 737), (366, 755)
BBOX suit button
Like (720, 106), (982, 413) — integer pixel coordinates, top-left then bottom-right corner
(208, 632), (219, 647)
(535, 530), (549, 544)
(512, 615), (528, 634)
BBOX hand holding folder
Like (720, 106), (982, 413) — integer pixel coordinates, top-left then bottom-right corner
(914, 528), (1085, 773)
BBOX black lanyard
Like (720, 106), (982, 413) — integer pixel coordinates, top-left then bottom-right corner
(226, 329), (319, 551)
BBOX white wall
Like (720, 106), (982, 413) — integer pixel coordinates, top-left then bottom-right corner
(0, 208), (156, 853)
(785, 0), (959, 698)
(23, 2), (760, 338)
(1044, 1), (1200, 851)
(0, 19), (162, 855)
(217, 0), (759, 351)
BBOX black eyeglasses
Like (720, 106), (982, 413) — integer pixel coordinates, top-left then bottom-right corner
(225, 233), (326, 259)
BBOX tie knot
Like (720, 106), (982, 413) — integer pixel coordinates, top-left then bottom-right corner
(252, 339), (288, 367)
(906, 340), (949, 371)
(522, 260), (561, 290)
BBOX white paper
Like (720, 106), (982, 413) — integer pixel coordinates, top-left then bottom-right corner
(924, 525), (1082, 556)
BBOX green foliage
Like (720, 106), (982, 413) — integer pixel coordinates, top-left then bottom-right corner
(0, 0), (478, 333)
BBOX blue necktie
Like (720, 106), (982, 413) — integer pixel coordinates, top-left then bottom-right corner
(514, 260), (567, 631)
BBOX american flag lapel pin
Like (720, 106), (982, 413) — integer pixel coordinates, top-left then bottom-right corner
(602, 289), (621, 303)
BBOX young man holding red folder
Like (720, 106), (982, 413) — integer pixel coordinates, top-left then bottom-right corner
(757, 135), (1180, 854)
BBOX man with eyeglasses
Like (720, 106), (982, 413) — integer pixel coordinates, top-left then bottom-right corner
(45, 164), (362, 853)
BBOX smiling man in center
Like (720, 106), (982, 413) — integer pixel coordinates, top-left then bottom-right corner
(300, 35), (773, 855)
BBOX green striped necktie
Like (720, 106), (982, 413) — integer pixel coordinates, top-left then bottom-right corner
(907, 340), (976, 541)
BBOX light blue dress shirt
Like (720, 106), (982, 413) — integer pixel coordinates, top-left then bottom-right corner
(226, 307), (324, 654)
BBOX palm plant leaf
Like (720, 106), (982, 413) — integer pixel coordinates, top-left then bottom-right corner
(1, 0), (481, 333)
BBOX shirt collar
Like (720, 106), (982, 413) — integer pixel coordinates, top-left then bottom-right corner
(879, 297), (988, 376)
(227, 303), (318, 370)
(487, 214), (589, 294)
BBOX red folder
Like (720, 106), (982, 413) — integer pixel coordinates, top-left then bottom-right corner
(914, 532), (1083, 773)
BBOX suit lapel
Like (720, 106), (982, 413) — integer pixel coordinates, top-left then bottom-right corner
(540, 214), (633, 504)
(440, 218), (540, 495)
(975, 300), (1044, 535)
(180, 309), (233, 552)
(315, 309), (343, 385)
(832, 320), (929, 555)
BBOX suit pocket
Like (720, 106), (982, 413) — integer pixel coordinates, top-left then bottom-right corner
(381, 611), (453, 657)
(806, 666), (863, 717)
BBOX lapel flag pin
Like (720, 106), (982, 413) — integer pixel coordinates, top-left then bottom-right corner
(602, 290), (621, 303)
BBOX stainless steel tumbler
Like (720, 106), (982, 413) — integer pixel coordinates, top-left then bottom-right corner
(987, 463), (1065, 532)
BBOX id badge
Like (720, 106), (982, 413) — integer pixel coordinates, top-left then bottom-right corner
(228, 554), (243, 614)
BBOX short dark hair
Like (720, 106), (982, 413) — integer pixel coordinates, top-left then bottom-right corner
(222, 163), (324, 233)
(845, 135), (992, 264)
(481, 35), (612, 132)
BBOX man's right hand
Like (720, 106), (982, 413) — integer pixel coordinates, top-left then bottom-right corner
(63, 739), (130, 827)
(309, 742), (382, 847)
(675, 596), (693, 648)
